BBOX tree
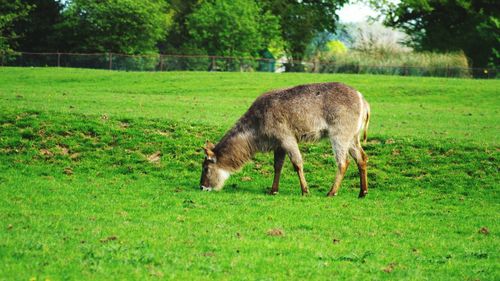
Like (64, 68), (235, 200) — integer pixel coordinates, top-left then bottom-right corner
(0, 0), (31, 53)
(58, 0), (171, 54)
(186, 0), (281, 57)
(12, 0), (64, 52)
(346, 22), (411, 55)
(375, 0), (499, 69)
(161, 0), (201, 54)
(259, 0), (349, 61)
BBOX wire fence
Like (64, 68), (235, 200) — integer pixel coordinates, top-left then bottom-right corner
(0, 52), (497, 78)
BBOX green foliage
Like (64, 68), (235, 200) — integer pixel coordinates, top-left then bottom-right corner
(58, 0), (171, 54)
(166, 0), (348, 60)
(305, 35), (348, 73)
(186, 0), (281, 57)
(259, 0), (349, 60)
(327, 40), (347, 56)
(0, 0), (32, 52)
(379, 0), (499, 70)
(11, 0), (63, 52)
(0, 68), (498, 279)
(161, 0), (201, 54)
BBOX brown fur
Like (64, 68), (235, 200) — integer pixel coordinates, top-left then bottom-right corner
(200, 82), (370, 197)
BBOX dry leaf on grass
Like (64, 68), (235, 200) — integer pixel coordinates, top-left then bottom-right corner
(70, 153), (80, 160)
(100, 236), (117, 243)
(267, 228), (284, 237)
(57, 145), (69, 155)
(40, 149), (53, 157)
(147, 151), (161, 163)
(383, 263), (397, 273)
(155, 130), (171, 137)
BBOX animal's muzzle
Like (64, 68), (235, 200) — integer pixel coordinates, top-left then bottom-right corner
(200, 185), (212, 191)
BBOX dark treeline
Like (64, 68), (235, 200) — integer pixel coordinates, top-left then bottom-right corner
(1, 0), (348, 63)
(0, 0), (498, 69)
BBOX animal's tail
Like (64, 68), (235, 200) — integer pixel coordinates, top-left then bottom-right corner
(362, 100), (370, 145)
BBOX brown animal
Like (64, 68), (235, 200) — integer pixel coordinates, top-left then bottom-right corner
(200, 82), (370, 197)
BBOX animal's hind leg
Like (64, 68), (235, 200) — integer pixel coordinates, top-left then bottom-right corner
(349, 139), (368, 198)
(327, 141), (350, 197)
(269, 148), (286, 195)
(282, 138), (309, 195)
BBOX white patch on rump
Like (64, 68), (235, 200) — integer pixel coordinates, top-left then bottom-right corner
(356, 91), (365, 132)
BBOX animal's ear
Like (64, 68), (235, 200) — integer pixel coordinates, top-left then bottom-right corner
(203, 141), (216, 161)
(204, 140), (215, 150)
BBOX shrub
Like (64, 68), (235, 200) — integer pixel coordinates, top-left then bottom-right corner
(317, 51), (471, 78)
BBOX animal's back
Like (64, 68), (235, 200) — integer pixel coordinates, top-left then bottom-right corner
(244, 82), (365, 143)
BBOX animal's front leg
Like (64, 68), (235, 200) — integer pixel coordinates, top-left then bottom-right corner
(269, 148), (286, 195)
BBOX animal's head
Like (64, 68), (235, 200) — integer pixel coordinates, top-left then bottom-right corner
(200, 141), (230, 191)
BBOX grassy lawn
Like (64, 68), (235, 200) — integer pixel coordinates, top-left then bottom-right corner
(0, 67), (498, 280)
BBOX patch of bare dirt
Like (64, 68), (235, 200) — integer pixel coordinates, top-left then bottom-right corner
(478, 227), (490, 235)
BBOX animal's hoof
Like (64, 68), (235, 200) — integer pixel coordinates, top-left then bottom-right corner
(326, 192), (337, 197)
(268, 190), (278, 195)
(358, 191), (368, 198)
(302, 191), (310, 196)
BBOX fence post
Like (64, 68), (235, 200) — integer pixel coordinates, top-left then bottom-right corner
(1, 52), (4, 66)
(57, 52), (61, 67)
(211, 56), (215, 71)
(159, 55), (163, 71)
(109, 52), (113, 70)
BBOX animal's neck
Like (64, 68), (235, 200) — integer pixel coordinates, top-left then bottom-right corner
(215, 126), (256, 172)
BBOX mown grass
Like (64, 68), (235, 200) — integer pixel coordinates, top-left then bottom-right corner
(0, 67), (498, 280)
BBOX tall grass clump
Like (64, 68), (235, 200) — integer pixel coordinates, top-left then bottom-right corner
(316, 51), (470, 78)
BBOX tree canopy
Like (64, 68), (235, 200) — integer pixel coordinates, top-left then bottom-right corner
(186, 0), (281, 57)
(377, 0), (499, 68)
(259, 0), (349, 60)
(58, 0), (171, 54)
(0, 0), (31, 52)
(11, 0), (63, 52)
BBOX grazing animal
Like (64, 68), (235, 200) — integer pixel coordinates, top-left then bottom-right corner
(200, 82), (371, 197)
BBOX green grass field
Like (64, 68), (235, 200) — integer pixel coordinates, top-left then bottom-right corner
(0, 68), (498, 280)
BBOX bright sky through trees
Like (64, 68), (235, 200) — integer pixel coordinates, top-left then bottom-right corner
(338, 1), (401, 23)
(338, 2), (377, 23)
